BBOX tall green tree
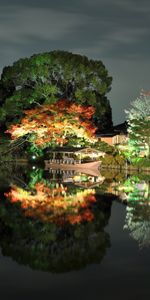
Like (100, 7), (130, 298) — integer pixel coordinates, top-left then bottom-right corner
(125, 91), (150, 158)
(0, 51), (112, 130)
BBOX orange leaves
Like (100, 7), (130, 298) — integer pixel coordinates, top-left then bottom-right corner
(67, 103), (85, 115)
(66, 102), (95, 120)
(6, 98), (97, 147)
(83, 106), (95, 119)
(5, 183), (96, 225)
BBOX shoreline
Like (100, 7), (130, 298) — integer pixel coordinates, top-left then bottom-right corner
(100, 164), (150, 172)
(1, 159), (150, 173)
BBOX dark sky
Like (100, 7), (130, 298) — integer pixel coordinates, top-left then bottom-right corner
(0, 0), (150, 124)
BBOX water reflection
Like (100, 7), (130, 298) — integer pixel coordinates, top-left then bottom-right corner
(0, 165), (112, 272)
(124, 204), (150, 249)
(110, 173), (150, 248)
(112, 175), (150, 203)
(0, 164), (150, 271)
(5, 184), (97, 224)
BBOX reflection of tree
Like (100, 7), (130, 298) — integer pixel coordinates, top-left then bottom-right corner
(5, 183), (97, 225)
(114, 176), (150, 203)
(0, 179), (112, 273)
(124, 203), (150, 248)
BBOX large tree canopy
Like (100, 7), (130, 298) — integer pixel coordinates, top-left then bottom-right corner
(0, 50), (112, 130)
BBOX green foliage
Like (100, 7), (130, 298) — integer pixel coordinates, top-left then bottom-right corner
(125, 91), (150, 159)
(0, 137), (27, 161)
(67, 137), (92, 148)
(93, 140), (114, 154)
(27, 143), (44, 157)
(133, 158), (150, 167)
(101, 154), (116, 165)
(0, 50), (112, 130)
(114, 154), (125, 165)
(0, 107), (6, 121)
(101, 153), (126, 166)
(128, 118), (150, 156)
(27, 168), (44, 189)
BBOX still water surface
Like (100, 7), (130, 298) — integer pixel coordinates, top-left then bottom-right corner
(0, 165), (150, 300)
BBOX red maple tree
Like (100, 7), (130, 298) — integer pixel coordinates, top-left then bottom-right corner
(6, 99), (97, 147)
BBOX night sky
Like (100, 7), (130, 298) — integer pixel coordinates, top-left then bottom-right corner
(0, 0), (150, 124)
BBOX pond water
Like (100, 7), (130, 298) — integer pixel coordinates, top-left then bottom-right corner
(0, 164), (150, 300)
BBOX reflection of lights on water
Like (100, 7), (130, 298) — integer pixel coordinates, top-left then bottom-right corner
(32, 166), (36, 170)
(32, 155), (36, 160)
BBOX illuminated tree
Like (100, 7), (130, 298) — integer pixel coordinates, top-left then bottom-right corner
(0, 50), (112, 130)
(125, 91), (150, 158)
(6, 99), (97, 150)
(125, 91), (150, 118)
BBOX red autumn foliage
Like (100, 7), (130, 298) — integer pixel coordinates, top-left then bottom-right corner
(6, 99), (97, 147)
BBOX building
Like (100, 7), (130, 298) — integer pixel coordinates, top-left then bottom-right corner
(96, 132), (128, 146)
(96, 121), (128, 146)
(45, 147), (105, 164)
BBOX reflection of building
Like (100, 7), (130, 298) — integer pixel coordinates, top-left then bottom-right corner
(45, 161), (101, 177)
(72, 174), (105, 188)
(45, 168), (105, 188)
